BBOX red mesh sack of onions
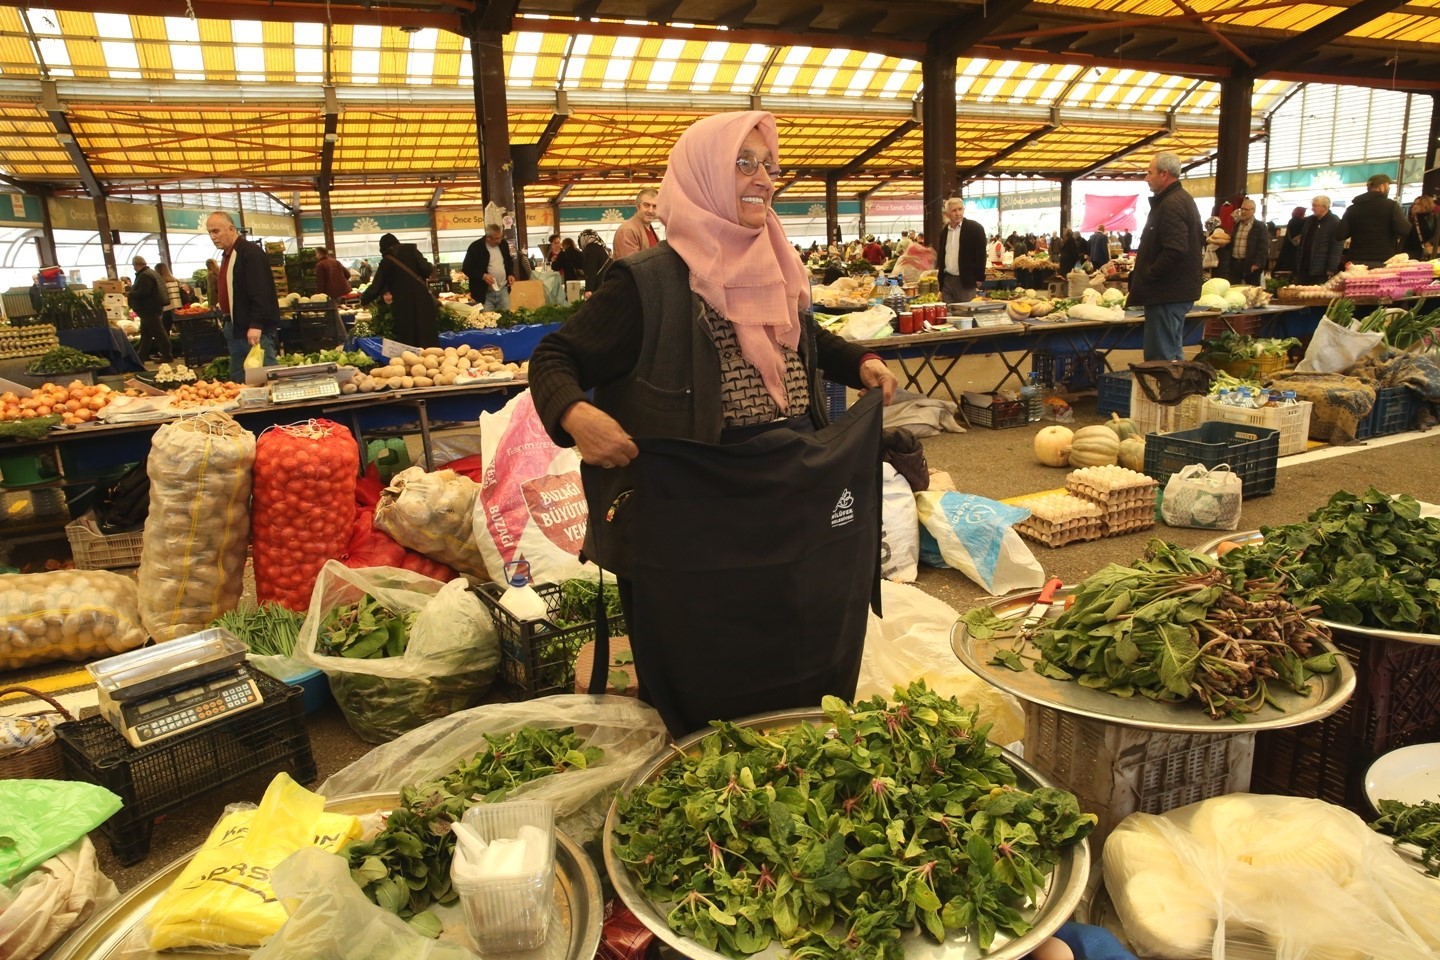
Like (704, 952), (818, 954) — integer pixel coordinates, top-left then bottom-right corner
(252, 419), (360, 609)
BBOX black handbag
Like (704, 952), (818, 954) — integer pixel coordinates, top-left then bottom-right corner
(94, 461), (150, 534)
(1130, 360), (1216, 405)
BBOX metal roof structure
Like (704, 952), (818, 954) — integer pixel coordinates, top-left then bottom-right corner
(0, 0), (1434, 213)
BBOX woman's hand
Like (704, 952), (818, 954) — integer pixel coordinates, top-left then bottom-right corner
(859, 358), (898, 405)
(561, 401), (639, 468)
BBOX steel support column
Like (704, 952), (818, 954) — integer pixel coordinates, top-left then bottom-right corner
(319, 189), (336, 253)
(34, 188), (58, 267)
(93, 196), (117, 278)
(825, 174), (839, 247)
(1214, 76), (1254, 210)
(1059, 178), (1073, 235)
(155, 193), (172, 266)
(921, 51), (958, 245)
(468, 23), (517, 245)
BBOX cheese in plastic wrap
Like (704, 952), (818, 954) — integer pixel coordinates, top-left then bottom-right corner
(1103, 794), (1440, 960)
(139, 773), (363, 951)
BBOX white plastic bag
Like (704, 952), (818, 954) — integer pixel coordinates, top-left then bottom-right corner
(0, 838), (116, 960)
(838, 305), (896, 341)
(1104, 794), (1440, 960)
(476, 390), (592, 585)
(879, 463), (918, 583)
(1295, 317), (1385, 373)
(856, 581), (1024, 745)
(1160, 463), (1243, 530)
(914, 492), (1045, 595)
(374, 467), (491, 579)
(321, 695), (668, 844)
(295, 562), (500, 742)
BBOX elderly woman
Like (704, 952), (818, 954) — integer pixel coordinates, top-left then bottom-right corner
(1405, 194), (1439, 261)
(359, 233), (438, 347)
(529, 111), (897, 737)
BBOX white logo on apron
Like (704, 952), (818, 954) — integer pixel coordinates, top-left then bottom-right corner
(831, 489), (855, 528)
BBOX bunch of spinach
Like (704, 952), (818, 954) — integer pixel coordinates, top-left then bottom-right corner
(1371, 798), (1440, 875)
(344, 725), (603, 934)
(1217, 488), (1440, 633)
(611, 682), (1094, 959)
(968, 539), (1337, 721)
(318, 594), (416, 659)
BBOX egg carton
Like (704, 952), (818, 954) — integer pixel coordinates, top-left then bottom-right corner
(1098, 503), (1157, 537)
(1016, 516), (1105, 549)
(1066, 465), (1158, 504)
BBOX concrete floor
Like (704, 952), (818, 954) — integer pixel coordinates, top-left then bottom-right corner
(58, 349), (1440, 892)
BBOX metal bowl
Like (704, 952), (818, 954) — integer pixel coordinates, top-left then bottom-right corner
(951, 587), (1356, 733)
(603, 707), (1090, 960)
(48, 792), (604, 960)
(1197, 530), (1440, 647)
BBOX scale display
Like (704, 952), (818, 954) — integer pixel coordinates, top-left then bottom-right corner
(270, 375), (341, 404)
(98, 668), (262, 748)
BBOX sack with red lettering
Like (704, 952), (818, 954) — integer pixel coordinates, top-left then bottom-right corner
(476, 389), (592, 584)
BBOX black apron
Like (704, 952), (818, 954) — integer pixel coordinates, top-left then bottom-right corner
(583, 390), (884, 737)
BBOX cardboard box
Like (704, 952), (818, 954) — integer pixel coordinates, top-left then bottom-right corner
(94, 279), (127, 294)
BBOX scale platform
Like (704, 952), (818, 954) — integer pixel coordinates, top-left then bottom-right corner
(87, 629), (264, 748)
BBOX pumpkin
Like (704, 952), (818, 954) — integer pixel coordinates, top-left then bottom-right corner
(1106, 412), (1139, 441)
(1006, 300), (1033, 322)
(1118, 435), (1146, 472)
(1068, 424), (1121, 467)
(1033, 425), (1074, 467)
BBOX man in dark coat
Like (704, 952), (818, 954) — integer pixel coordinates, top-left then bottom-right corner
(1341, 173), (1410, 267)
(1088, 226), (1111, 270)
(313, 247), (353, 299)
(935, 197), (987, 303)
(1219, 198), (1270, 286)
(462, 225), (517, 312)
(128, 256), (171, 362)
(1296, 195), (1345, 284)
(361, 233), (439, 347)
(206, 211), (280, 381)
(1128, 152), (1203, 361)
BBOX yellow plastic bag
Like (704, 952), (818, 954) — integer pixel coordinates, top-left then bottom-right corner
(140, 773), (363, 951)
(244, 343), (266, 369)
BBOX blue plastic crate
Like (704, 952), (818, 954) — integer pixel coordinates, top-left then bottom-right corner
(1096, 371), (1132, 417)
(1355, 386), (1419, 439)
(1033, 350), (1105, 391)
(1142, 422), (1280, 498)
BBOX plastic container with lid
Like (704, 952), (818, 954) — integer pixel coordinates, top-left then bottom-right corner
(498, 560), (550, 624)
(451, 798), (558, 952)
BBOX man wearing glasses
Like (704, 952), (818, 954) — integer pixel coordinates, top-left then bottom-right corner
(935, 197), (986, 304)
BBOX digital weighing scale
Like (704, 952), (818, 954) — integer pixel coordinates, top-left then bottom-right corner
(250, 361), (342, 404)
(87, 629), (263, 748)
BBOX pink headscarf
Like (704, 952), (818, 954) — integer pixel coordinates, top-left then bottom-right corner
(658, 111), (811, 411)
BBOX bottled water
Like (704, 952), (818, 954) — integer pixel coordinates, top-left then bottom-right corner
(1282, 390), (1298, 406)
(1021, 372), (1044, 422)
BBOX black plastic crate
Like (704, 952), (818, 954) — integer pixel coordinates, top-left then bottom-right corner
(1033, 349), (1104, 390)
(1096, 371), (1132, 417)
(962, 396), (1028, 429)
(475, 581), (627, 698)
(1355, 386), (1420, 439)
(1249, 627), (1440, 813)
(176, 313), (229, 366)
(57, 670), (316, 865)
(1142, 421), (1279, 498)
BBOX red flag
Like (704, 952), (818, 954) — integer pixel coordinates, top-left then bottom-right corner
(1081, 194), (1140, 232)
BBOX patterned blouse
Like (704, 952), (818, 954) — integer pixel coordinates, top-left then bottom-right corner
(700, 302), (810, 426)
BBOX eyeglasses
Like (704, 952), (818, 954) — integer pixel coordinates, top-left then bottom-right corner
(736, 155), (782, 178)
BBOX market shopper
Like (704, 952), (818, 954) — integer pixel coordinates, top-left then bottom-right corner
(1341, 173), (1410, 267)
(155, 260), (183, 332)
(1296, 195), (1345, 284)
(578, 229), (612, 294)
(1088, 226), (1111, 271)
(1276, 206), (1307, 275)
(936, 197), (987, 303)
(1129, 152), (1203, 361)
(529, 110), (897, 738)
(204, 258), (220, 304)
(552, 237), (585, 283)
(206, 211), (280, 380)
(129, 256), (171, 362)
(461, 225), (517, 312)
(1218, 198), (1270, 285)
(1404, 194), (1440, 261)
(611, 186), (661, 259)
(361, 233), (439, 347)
(314, 247), (353, 299)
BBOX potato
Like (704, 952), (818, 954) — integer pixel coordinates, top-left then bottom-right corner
(439, 361), (458, 375)
(486, 361), (503, 372)
(342, 382), (358, 394)
(401, 351), (420, 365)
(443, 346), (458, 357)
(422, 346), (445, 357)
(457, 356), (473, 370)
(456, 344), (471, 357)
(408, 363), (426, 377)
(359, 380), (377, 393)
(401, 376), (415, 388)
(413, 376), (434, 387)
(423, 356), (441, 371)
(434, 373), (455, 386)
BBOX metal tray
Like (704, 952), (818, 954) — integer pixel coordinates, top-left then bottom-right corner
(951, 587), (1356, 733)
(1196, 531), (1440, 647)
(603, 707), (1090, 960)
(47, 792), (604, 960)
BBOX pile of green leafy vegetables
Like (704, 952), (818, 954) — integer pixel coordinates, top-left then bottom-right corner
(318, 594), (416, 659)
(1370, 798), (1440, 876)
(344, 725), (603, 935)
(966, 539), (1338, 721)
(611, 682), (1094, 959)
(1216, 488), (1440, 633)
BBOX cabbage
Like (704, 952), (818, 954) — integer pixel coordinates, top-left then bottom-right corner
(1101, 288), (1126, 306)
(1223, 291), (1247, 311)
(1200, 278), (1230, 298)
(1196, 294), (1229, 311)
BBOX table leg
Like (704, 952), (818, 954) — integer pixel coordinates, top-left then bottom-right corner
(989, 347), (1033, 393)
(416, 400), (435, 471)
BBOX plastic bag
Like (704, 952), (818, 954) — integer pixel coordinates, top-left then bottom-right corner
(1295, 317), (1385, 373)
(1159, 463), (1243, 530)
(138, 773), (364, 952)
(321, 695), (668, 844)
(914, 491), (1045, 595)
(0, 837), (117, 960)
(295, 561), (500, 743)
(252, 420), (360, 610)
(374, 467), (491, 579)
(251, 847), (478, 960)
(0, 780), (121, 885)
(856, 581), (1024, 745)
(139, 411), (255, 642)
(244, 343), (266, 369)
(476, 390), (593, 585)
(0, 569), (146, 669)
(838, 305), (896, 341)
(879, 463), (918, 583)
(344, 470), (457, 581)
(1104, 794), (1440, 960)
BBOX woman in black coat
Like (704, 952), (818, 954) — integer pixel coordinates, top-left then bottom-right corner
(1405, 195), (1439, 261)
(1276, 206), (1307, 274)
(1058, 230), (1083, 275)
(359, 233), (439, 347)
(578, 229), (612, 294)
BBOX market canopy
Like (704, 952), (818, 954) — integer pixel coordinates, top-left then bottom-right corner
(0, 0), (1436, 212)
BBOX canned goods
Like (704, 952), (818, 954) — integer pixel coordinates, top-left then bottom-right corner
(898, 311), (915, 334)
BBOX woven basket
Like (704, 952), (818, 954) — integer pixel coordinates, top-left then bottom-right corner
(573, 637), (639, 697)
(0, 686), (75, 781)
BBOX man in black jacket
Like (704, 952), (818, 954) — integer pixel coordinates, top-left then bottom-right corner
(1129, 152), (1203, 361)
(206, 211), (281, 382)
(935, 197), (987, 303)
(461, 225), (517, 312)
(1219, 198), (1270, 285)
(1341, 174), (1410, 267)
(128, 256), (171, 362)
(1296, 195), (1345, 284)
